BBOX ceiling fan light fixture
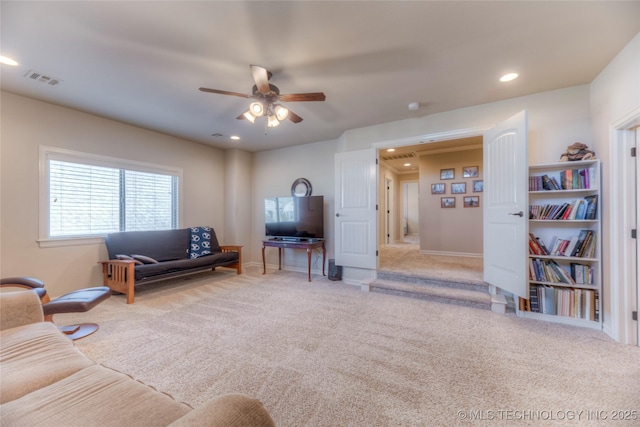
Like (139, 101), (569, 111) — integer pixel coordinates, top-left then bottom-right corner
(249, 101), (265, 116)
(274, 104), (289, 121)
(242, 110), (257, 123)
(267, 114), (280, 128)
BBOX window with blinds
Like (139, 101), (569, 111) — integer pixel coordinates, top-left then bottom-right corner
(47, 158), (179, 238)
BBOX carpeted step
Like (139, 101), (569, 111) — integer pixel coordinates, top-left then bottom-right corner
(376, 270), (488, 293)
(370, 278), (492, 310)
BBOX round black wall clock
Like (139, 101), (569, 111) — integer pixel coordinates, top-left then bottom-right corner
(291, 178), (312, 197)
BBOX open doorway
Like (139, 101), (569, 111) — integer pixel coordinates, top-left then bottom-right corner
(402, 181), (419, 243)
(377, 137), (484, 282)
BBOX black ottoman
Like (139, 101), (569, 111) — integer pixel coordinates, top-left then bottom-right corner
(43, 286), (111, 340)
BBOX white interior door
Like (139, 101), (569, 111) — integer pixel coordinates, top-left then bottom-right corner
(385, 177), (392, 244)
(335, 148), (377, 269)
(483, 110), (529, 298)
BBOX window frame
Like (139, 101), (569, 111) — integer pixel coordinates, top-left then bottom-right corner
(39, 146), (183, 248)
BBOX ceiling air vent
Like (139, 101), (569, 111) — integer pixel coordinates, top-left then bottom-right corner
(380, 152), (416, 161)
(211, 133), (224, 137)
(24, 70), (61, 86)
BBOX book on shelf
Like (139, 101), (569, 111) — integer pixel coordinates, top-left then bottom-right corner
(529, 285), (539, 312)
(535, 237), (550, 255)
(559, 167), (593, 190)
(529, 166), (595, 192)
(543, 286), (557, 315)
(570, 262), (594, 285)
(529, 196), (597, 220)
(529, 231), (596, 259)
(529, 258), (576, 285)
(584, 195), (598, 220)
(528, 233), (549, 255)
(574, 199), (587, 220)
(563, 236), (580, 257)
(570, 229), (594, 258)
(525, 284), (598, 321)
(542, 174), (560, 190)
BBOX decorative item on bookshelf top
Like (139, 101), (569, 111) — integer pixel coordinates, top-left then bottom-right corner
(559, 142), (596, 162)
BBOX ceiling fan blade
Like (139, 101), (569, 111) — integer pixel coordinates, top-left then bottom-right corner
(199, 87), (251, 98)
(279, 92), (326, 102)
(287, 110), (303, 123)
(250, 65), (271, 95)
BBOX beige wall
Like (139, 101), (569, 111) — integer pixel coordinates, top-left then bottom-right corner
(0, 85), (595, 297)
(4, 36), (636, 341)
(0, 92), (228, 297)
(342, 85), (592, 165)
(419, 149), (483, 255)
(589, 32), (640, 343)
(224, 149), (253, 247)
(404, 181), (419, 236)
(251, 139), (338, 273)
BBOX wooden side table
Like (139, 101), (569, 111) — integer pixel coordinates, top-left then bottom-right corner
(262, 239), (326, 282)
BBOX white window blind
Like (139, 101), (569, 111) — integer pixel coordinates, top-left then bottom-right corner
(124, 170), (176, 231)
(48, 158), (178, 238)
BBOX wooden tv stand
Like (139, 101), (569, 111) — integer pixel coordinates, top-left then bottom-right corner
(262, 239), (326, 282)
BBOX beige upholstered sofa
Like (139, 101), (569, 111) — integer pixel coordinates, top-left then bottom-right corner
(0, 290), (275, 427)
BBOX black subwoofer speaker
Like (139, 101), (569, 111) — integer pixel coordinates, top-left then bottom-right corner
(328, 259), (342, 281)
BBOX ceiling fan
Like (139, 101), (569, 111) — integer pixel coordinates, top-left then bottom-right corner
(199, 65), (326, 127)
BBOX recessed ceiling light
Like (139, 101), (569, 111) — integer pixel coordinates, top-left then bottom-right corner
(230, 135), (240, 140)
(404, 163), (411, 167)
(0, 56), (19, 66)
(387, 148), (395, 152)
(408, 102), (419, 111)
(500, 72), (519, 82)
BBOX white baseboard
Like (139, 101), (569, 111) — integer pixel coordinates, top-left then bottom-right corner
(419, 250), (483, 258)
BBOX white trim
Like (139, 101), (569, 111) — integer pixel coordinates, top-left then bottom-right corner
(37, 237), (105, 248)
(420, 250), (483, 258)
(38, 145), (184, 246)
(371, 125), (495, 149)
(608, 107), (640, 345)
(417, 144), (483, 156)
(40, 145), (183, 176)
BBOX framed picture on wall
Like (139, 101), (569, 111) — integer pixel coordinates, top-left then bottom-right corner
(440, 168), (455, 180)
(463, 166), (479, 178)
(473, 180), (483, 192)
(464, 196), (480, 208)
(441, 197), (455, 208)
(451, 182), (466, 194)
(431, 183), (445, 194)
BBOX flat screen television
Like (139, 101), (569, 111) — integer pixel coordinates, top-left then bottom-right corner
(265, 195), (324, 241)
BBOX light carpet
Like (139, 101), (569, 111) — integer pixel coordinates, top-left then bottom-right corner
(57, 267), (640, 426)
(379, 243), (484, 285)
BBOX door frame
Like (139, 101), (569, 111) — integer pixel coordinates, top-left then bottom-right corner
(385, 176), (392, 244)
(609, 107), (640, 346)
(402, 179), (419, 240)
(372, 126), (493, 250)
